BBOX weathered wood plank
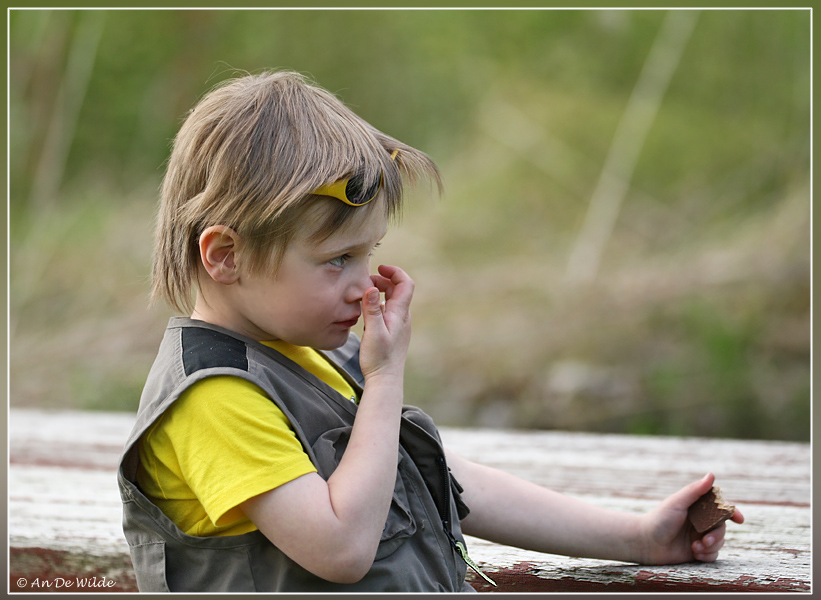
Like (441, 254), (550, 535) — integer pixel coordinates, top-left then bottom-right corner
(8, 409), (811, 593)
(440, 427), (810, 506)
(9, 410), (138, 592)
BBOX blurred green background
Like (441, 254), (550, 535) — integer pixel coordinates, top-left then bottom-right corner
(9, 8), (810, 440)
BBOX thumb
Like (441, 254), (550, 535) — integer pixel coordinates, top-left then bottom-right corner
(670, 473), (715, 511)
(362, 288), (384, 320)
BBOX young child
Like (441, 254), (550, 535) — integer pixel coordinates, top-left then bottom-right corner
(117, 70), (744, 592)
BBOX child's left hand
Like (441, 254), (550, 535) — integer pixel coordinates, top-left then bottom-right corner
(637, 473), (745, 564)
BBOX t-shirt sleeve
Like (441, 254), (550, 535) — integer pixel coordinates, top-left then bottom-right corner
(161, 375), (318, 528)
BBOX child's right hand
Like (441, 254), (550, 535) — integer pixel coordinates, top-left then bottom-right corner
(359, 264), (414, 382)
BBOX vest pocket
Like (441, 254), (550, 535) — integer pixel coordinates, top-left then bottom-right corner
(310, 426), (417, 560)
(130, 540), (171, 592)
(374, 456), (417, 559)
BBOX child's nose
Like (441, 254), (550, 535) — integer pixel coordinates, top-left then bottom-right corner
(346, 266), (374, 304)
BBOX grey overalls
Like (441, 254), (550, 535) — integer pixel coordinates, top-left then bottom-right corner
(117, 317), (475, 592)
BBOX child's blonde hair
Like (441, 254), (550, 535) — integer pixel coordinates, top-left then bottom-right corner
(152, 70), (441, 313)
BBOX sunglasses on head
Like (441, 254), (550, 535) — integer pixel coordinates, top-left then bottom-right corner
(312, 150), (399, 206)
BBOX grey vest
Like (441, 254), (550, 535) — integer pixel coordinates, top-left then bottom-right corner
(117, 317), (474, 592)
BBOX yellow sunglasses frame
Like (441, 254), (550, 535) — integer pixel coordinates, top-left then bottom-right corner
(312, 150), (400, 206)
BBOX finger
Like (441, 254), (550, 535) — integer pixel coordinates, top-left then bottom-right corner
(693, 549), (720, 563)
(372, 265), (414, 308)
(376, 264), (405, 279)
(377, 264), (414, 289)
(666, 473), (715, 513)
(370, 269), (404, 295)
(361, 287), (386, 323)
(694, 526), (726, 553)
(731, 507), (745, 525)
(703, 536), (725, 553)
(369, 275), (398, 309)
(370, 274), (394, 295)
(693, 536), (724, 562)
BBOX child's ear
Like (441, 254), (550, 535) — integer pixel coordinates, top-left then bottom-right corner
(199, 225), (241, 284)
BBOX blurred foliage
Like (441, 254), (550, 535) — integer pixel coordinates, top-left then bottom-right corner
(9, 9), (811, 441)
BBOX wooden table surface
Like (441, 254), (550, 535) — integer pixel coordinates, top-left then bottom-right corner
(8, 409), (811, 593)
(441, 427), (810, 592)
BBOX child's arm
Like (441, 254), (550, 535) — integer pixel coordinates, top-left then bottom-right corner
(241, 265), (413, 584)
(446, 449), (745, 565)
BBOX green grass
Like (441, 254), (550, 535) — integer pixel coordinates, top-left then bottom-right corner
(8, 167), (810, 442)
(9, 9), (810, 441)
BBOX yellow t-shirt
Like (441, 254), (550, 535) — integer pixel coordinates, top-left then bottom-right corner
(136, 340), (357, 537)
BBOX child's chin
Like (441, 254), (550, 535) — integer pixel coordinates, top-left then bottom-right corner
(313, 332), (351, 351)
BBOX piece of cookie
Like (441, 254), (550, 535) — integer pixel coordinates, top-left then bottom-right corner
(688, 486), (735, 533)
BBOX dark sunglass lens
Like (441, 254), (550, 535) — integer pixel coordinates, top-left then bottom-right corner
(346, 174), (379, 205)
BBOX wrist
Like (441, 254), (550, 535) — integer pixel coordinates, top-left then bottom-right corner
(363, 369), (405, 388)
(587, 510), (648, 564)
(628, 513), (656, 564)
(362, 355), (406, 383)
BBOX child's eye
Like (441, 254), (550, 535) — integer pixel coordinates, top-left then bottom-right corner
(328, 254), (352, 268)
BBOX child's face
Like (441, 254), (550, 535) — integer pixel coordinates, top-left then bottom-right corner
(231, 201), (389, 349)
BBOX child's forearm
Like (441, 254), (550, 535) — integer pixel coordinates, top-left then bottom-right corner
(448, 452), (645, 563)
(316, 268), (414, 577)
(241, 373), (405, 584)
(324, 373), (405, 562)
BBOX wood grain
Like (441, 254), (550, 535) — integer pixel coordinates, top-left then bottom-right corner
(9, 409), (811, 593)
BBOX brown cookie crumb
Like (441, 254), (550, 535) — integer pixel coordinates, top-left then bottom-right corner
(688, 485), (735, 533)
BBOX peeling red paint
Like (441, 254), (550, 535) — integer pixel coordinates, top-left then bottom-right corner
(9, 547), (137, 593)
(10, 548), (811, 593)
